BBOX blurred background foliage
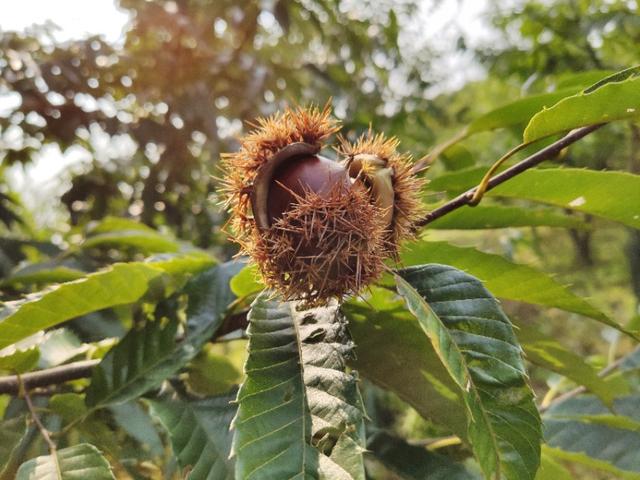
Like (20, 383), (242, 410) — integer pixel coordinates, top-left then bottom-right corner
(1, 0), (640, 478)
(3, 0), (638, 318)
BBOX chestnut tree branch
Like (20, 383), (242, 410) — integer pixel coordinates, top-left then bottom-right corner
(416, 123), (604, 228)
(1, 360), (100, 395)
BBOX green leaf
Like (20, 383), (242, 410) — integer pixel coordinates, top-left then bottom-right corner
(181, 260), (244, 342)
(85, 316), (179, 408)
(543, 445), (640, 480)
(0, 416), (27, 479)
(232, 292), (366, 480)
(582, 66), (640, 93)
(534, 450), (572, 480)
(344, 288), (467, 438)
(38, 329), (88, 368)
(82, 231), (179, 253)
(396, 265), (541, 480)
(0, 263), (162, 351)
(49, 393), (122, 457)
(88, 216), (159, 234)
(1, 264), (85, 288)
(109, 401), (164, 457)
(186, 343), (244, 396)
(468, 88), (580, 135)
(144, 252), (215, 278)
(544, 394), (640, 477)
(229, 264), (263, 298)
(428, 205), (585, 230)
(367, 430), (479, 480)
(0, 253), (214, 351)
(401, 241), (611, 325)
(427, 166), (485, 196)
(441, 144), (475, 171)
(515, 322), (628, 406)
(428, 166), (640, 230)
(85, 261), (241, 409)
(555, 70), (615, 90)
(524, 67), (640, 142)
(82, 217), (180, 253)
(16, 443), (115, 480)
(490, 168), (640, 229)
(0, 346), (39, 373)
(148, 390), (236, 480)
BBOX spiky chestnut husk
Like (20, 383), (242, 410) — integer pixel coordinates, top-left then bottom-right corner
(221, 105), (388, 302)
(339, 130), (426, 258)
(256, 183), (386, 300)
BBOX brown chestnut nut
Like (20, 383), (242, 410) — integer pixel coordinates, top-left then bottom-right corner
(267, 154), (350, 224)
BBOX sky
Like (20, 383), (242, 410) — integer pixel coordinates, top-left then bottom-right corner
(0, 0), (131, 43)
(1, 1), (131, 225)
(0, 0), (491, 227)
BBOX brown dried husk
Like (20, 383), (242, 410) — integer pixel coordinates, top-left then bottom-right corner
(339, 130), (426, 256)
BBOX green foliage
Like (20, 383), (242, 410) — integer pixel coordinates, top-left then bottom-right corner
(86, 261), (240, 408)
(186, 344), (244, 396)
(0, 253), (213, 350)
(0, 263), (160, 350)
(428, 166), (640, 231)
(37, 329), (88, 368)
(467, 88), (581, 135)
(491, 168), (640, 229)
(534, 452), (573, 480)
(85, 313), (180, 408)
(0, 347), (39, 373)
(524, 68), (640, 142)
(428, 205), (586, 230)
(81, 216), (181, 253)
(367, 430), (479, 479)
(109, 401), (164, 457)
(233, 292), (366, 479)
(15, 444), (115, 480)
(516, 322), (629, 406)
(396, 265), (541, 480)
(0, 416), (27, 479)
(229, 264), (263, 298)
(149, 391), (236, 480)
(345, 288), (467, 437)
(543, 395), (640, 478)
(0, 265), (85, 289)
(401, 241), (610, 324)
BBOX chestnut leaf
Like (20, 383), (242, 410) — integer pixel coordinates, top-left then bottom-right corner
(232, 292), (366, 480)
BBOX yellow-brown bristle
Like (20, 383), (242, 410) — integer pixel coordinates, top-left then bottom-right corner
(339, 130), (426, 255)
